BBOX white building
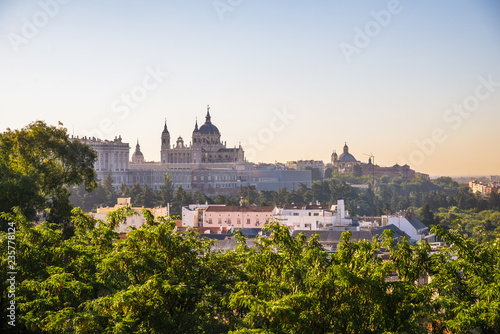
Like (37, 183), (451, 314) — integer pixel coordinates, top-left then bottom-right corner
(182, 204), (209, 228)
(181, 203), (229, 228)
(274, 200), (353, 230)
(381, 212), (429, 242)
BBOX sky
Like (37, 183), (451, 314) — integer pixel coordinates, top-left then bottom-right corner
(1, 0), (499, 177)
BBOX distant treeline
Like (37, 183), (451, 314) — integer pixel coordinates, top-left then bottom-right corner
(70, 173), (500, 240)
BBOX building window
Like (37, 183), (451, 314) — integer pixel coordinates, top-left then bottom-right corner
(237, 218), (241, 225)
(246, 219), (250, 225)
(208, 219), (212, 224)
(227, 219), (231, 224)
(313, 213), (319, 216)
(218, 218), (222, 224)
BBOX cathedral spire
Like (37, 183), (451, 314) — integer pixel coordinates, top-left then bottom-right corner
(205, 105), (211, 123)
(135, 138), (141, 152)
(194, 117), (199, 132)
(163, 118), (169, 134)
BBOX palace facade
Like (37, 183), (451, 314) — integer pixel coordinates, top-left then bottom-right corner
(75, 106), (253, 195)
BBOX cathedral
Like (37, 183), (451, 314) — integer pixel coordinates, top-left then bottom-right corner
(330, 142), (361, 174)
(327, 142), (419, 179)
(79, 106), (253, 195)
(159, 106), (244, 164)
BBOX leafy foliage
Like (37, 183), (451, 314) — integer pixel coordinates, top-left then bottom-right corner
(2, 207), (500, 333)
(0, 121), (97, 232)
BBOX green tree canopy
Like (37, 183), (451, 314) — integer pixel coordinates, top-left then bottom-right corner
(1, 208), (500, 333)
(0, 121), (97, 230)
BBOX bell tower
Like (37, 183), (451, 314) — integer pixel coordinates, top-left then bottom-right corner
(161, 119), (170, 164)
(192, 118), (201, 146)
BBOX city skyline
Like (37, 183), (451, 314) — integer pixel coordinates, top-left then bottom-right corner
(1, 1), (499, 177)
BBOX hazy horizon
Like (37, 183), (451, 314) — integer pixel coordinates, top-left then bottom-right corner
(1, 1), (499, 177)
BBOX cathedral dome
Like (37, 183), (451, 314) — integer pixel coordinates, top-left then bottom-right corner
(199, 105), (220, 135)
(338, 142), (357, 162)
(338, 152), (357, 162)
(199, 123), (220, 135)
(131, 139), (145, 163)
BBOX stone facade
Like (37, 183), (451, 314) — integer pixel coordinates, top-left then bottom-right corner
(361, 161), (416, 179)
(330, 143), (361, 174)
(160, 106), (244, 164)
(327, 142), (419, 179)
(93, 197), (169, 233)
(74, 107), (253, 195)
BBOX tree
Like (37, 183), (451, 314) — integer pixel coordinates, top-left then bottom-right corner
(353, 164), (362, 177)
(227, 224), (429, 333)
(273, 187), (289, 207)
(324, 168), (333, 179)
(488, 191), (500, 211)
(428, 225), (500, 333)
(102, 174), (117, 207)
(118, 182), (130, 198)
(160, 173), (174, 206)
(418, 203), (435, 226)
(171, 186), (193, 216)
(1, 207), (232, 333)
(129, 183), (142, 205)
(0, 121), (97, 231)
(136, 184), (155, 208)
(238, 185), (259, 205)
(305, 166), (323, 181)
(2, 208), (500, 333)
(193, 190), (209, 204)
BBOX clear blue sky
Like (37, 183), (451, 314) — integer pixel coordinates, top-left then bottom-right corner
(1, 0), (499, 176)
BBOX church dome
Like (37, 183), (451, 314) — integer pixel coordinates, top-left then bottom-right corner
(338, 142), (357, 162)
(199, 105), (220, 135)
(338, 152), (357, 162)
(132, 139), (145, 163)
(199, 123), (220, 135)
